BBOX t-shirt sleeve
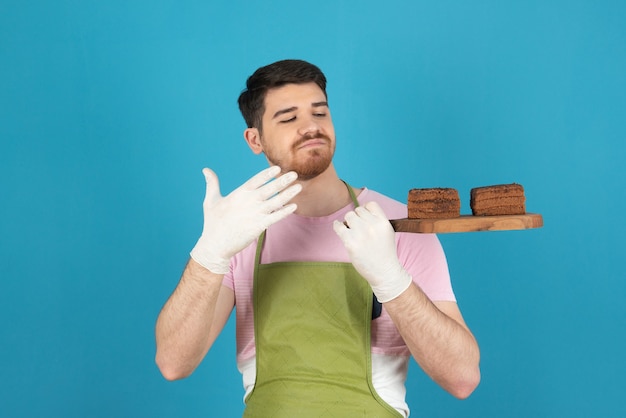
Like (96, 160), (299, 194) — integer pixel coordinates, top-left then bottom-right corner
(222, 266), (235, 290)
(222, 240), (257, 292)
(397, 232), (456, 302)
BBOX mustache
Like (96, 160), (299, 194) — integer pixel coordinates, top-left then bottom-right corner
(292, 132), (331, 149)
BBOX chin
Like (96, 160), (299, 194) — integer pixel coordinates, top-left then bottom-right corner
(295, 161), (332, 180)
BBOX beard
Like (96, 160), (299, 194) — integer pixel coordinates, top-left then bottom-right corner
(263, 133), (335, 181)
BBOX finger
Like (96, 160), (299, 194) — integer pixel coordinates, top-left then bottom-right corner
(343, 210), (366, 229)
(202, 168), (222, 204)
(263, 203), (298, 227)
(354, 206), (377, 222)
(263, 183), (302, 211)
(363, 201), (387, 219)
(242, 165), (282, 191)
(332, 220), (350, 240)
(258, 171), (298, 200)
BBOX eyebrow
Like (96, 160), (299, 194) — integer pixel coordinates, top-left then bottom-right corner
(272, 101), (329, 119)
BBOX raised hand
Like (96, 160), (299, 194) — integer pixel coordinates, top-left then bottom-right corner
(191, 166), (302, 274)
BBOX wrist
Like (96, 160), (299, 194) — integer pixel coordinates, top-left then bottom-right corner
(190, 236), (230, 275)
(371, 267), (413, 303)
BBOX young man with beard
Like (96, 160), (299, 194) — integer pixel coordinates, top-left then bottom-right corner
(155, 59), (480, 417)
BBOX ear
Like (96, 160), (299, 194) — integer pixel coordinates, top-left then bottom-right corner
(244, 128), (264, 155)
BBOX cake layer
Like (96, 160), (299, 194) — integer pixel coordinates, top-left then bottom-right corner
(408, 207), (460, 219)
(471, 196), (525, 208)
(409, 187), (459, 202)
(408, 200), (460, 211)
(471, 204), (526, 216)
(471, 183), (524, 201)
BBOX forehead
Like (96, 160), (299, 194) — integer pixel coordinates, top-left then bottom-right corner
(263, 82), (326, 112)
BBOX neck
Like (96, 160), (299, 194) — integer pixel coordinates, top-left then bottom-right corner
(291, 164), (359, 217)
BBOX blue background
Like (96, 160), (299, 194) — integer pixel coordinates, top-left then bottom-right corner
(1, 1), (625, 417)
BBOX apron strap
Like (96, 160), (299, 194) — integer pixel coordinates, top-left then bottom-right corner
(254, 230), (267, 274)
(341, 180), (382, 319)
(342, 180), (360, 208)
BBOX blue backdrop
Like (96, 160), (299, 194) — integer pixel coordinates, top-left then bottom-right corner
(1, 1), (625, 417)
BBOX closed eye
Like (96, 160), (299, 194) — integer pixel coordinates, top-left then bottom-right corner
(280, 116), (296, 123)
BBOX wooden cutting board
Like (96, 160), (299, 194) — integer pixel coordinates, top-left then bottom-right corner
(390, 213), (543, 234)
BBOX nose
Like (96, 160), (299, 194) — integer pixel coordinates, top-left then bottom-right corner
(297, 116), (321, 136)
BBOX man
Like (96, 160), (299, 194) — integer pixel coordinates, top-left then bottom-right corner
(155, 59), (480, 417)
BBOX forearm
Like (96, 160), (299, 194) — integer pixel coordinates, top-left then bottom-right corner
(384, 284), (481, 399)
(155, 258), (224, 380)
(154, 167), (299, 379)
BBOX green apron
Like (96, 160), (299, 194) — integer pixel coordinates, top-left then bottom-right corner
(244, 185), (402, 417)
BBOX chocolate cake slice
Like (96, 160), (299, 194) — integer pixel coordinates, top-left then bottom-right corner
(470, 183), (526, 216)
(408, 188), (460, 219)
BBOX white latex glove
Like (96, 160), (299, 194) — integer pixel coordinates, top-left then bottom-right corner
(190, 166), (302, 274)
(333, 201), (412, 303)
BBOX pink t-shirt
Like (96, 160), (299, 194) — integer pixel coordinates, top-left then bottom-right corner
(222, 188), (456, 363)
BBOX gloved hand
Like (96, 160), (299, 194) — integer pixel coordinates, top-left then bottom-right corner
(191, 166), (301, 274)
(333, 201), (412, 303)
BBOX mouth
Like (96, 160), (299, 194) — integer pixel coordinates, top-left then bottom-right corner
(294, 136), (329, 150)
(298, 139), (326, 149)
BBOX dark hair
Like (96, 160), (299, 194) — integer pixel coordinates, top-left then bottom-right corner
(237, 59), (327, 130)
